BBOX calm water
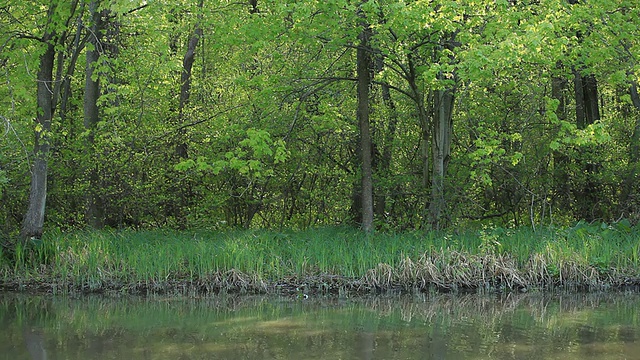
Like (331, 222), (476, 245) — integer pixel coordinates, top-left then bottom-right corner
(1, 292), (640, 359)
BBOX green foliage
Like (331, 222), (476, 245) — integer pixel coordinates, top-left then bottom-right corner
(1, 0), (639, 235)
(177, 128), (288, 179)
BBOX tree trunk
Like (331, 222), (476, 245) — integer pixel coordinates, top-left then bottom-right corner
(176, 0), (203, 158)
(405, 55), (431, 193)
(356, 7), (373, 233)
(84, 0), (104, 228)
(369, 26), (398, 221)
(428, 34), (457, 230)
(21, 36), (56, 240)
(619, 80), (640, 215)
(249, 0), (259, 14)
(574, 69), (599, 129)
(166, 0), (203, 228)
(551, 65), (571, 211)
(551, 64), (568, 122)
(573, 69), (600, 220)
(428, 86), (454, 229)
(58, 2), (85, 129)
(565, 0), (601, 221)
(374, 75), (398, 219)
(583, 74), (600, 124)
(573, 68), (586, 129)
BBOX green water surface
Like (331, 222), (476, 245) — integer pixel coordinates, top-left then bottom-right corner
(1, 292), (639, 359)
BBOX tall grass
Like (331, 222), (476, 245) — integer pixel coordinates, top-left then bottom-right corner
(2, 223), (639, 294)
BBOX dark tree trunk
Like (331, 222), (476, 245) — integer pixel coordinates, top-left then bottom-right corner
(374, 77), (398, 219)
(428, 34), (457, 230)
(249, 0), (259, 14)
(551, 65), (572, 212)
(573, 69), (601, 220)
(84, 0), (105, 228)
(21, 35), (56, 240)
(552, 63), (568, 122)
(175, 0), (204, 158)
(619, 81), (640, 216)
(428, 86), (454, 229)
(58, 3), (85, 129)
(565, 0), (602, 221)
(356, 6), (374, 233)
(574, 69), (600, 129)
(84, 1), (102, 134)
(404, 55), (431, 191)
(166, 0), (204, 228)
(583, 74), (600, 124)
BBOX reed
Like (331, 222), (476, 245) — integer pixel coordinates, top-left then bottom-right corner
(2, 223), (639, 295)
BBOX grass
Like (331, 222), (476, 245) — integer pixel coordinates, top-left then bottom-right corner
(2, 222), (640, 295)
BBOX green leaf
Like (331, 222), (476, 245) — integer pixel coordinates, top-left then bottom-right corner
(174, 159), (196, 171)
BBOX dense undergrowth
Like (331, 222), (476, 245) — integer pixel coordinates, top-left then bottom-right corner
(2, 222), (640, 295)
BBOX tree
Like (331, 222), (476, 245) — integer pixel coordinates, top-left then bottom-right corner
(428, 33), (458, 229)
(2, 0), (640, 236)
(20, 3), (61, 240)
(356, 2), (374, 233)
(176, 0), (203, 158)
(84, 0), (105, 228)
(366, 1), (468, 228)
(621, 80), (640, 216)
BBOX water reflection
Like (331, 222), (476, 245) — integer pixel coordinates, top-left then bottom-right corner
(1, 292), (639, 359)
(23, 328), (47, 360)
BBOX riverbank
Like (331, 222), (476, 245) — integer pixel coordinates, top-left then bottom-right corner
(2, 223), (640, 295)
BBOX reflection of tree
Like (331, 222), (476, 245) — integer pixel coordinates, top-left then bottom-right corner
(23, 328), (47, 360)
(356, 331), (374, 360)
(1, 293), (640, 359)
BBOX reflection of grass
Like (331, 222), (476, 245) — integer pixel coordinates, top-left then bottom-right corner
(3, 292), (639, 334)
(1, 292), (640, 359)
(2, 224), (640, 294)
(3, 292), (639, 359)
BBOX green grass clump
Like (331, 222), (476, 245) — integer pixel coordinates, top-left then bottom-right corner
(2, 223), (640, 295)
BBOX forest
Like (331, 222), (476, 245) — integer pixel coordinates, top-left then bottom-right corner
(1, 0), (639, 242)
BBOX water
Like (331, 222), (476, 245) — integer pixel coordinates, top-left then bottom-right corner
(1, 292), (640, 359)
